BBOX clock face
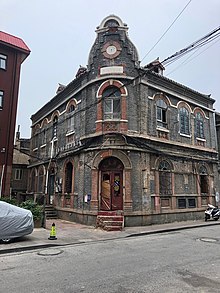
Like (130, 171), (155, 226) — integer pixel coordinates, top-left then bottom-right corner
(102, 41), (121, 59)
(106, 45), (117, 55)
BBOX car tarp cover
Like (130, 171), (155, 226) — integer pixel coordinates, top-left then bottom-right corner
(0, 201), (34, 239)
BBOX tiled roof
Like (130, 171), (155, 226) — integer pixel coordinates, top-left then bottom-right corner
(0, 31), (30, 53)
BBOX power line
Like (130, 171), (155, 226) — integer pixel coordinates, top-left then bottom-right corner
(141, 0), (192, 63)
(166, 38), (220, 76)
(162, 26), (220, 66)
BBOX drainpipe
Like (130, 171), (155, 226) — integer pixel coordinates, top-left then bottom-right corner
(0, 164), (5, 198)
(43, 138), (54, 228)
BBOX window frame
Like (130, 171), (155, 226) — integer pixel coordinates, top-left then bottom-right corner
(0, 90), (4, 109)
(103, 86), (121, 120)
(14, 169), (23, 180)
(158, 160), (172, 196)
(179, 106), (190, 135)
(195, 112), (205, 139)
(156, 99), (167, 128)
(177, 197), (196, 209)
(0, 54), (7, 70)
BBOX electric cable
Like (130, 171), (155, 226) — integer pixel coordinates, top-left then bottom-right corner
(141, 0), (192, 63)
(166, 37), (220, 76)
(162, 26), (220, 66)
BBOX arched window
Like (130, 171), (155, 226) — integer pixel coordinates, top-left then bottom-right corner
(103, 86), (121, 120)
(65, 162), (73, 194)
(179, 106), (190, 135)
(195, 112), (205, 139)
(67, 104), (75, 132)
(156, 99), (167, 128)
(199, 165), (208, 194)
(158, 160), (172, 195)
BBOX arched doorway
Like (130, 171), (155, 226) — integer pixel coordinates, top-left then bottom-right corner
(99, 157), (123, 211)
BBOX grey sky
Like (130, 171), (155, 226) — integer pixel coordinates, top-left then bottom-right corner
(1, 0), (220, 138)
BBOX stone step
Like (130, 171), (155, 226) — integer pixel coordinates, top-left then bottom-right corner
(45, 206), (58, 219)
(96, 213), (124, 231)
(97, 216), (123, 222)
(103, 225), (123, 232)
(98, 211), (123, 216)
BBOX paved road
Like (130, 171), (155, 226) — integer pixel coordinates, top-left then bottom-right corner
(1, 225), (220, 292)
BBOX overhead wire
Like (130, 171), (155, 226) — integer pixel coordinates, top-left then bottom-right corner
(162, 26), (220, 66)
(141, 0), (192, 63)
(166, 37), (220, 76)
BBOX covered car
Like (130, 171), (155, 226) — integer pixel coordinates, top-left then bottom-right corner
(0, 201), (34, 242)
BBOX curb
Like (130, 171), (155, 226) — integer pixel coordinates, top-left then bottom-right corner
(126, 221), (220, 238)
(1, 221), (220, 255)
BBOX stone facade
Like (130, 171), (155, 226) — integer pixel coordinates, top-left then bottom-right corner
(29, 15), (219, 226)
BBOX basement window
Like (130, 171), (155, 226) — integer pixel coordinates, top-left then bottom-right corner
(177, 197), (196, 209)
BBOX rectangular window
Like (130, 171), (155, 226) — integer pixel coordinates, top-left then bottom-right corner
(177, 197), (196, 208)
(41, 129), (47, 145)
(104, 98), (120, 119)
(15, 169), (23, 180)
(0, 91), (3, 109)
(67, 116), (74, 132)
(0, 54), (7, 70)
(188, 198), (196, 208)
(178, 198), (186, 208)
(157, 108), (167, 128)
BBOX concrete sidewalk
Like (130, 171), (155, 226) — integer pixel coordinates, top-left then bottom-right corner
(1, 219), (220, 254)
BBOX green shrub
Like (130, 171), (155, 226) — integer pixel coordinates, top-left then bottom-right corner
(0, 197), (17, 206)
(19, 200), (43, 221)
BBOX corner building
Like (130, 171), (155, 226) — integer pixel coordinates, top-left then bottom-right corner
(29, 16), (218, 227)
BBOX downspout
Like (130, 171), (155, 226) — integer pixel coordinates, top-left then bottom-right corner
(0, 164), (5, 198)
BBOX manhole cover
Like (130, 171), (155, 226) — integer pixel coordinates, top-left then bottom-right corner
(38, 249), (63, 256)
(199, 238), (218, 243)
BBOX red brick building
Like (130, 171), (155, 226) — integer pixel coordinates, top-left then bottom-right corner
(0, 31), (30, 197)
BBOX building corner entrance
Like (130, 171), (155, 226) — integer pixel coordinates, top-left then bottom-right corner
(99, 157), (123, 211)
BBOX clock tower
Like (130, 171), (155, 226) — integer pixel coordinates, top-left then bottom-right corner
(87, 15), (140, 78)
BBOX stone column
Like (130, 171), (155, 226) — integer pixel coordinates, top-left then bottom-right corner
(90, 169), (99, 210)
(154, 171), (160, 212)
(124, 170), (133, 211)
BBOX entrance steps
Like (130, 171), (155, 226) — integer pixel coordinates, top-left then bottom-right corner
(96, 211), (124, 231)
(45, 205), (58, 219)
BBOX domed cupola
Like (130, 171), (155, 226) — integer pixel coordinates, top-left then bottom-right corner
(87, 15), (140, 77)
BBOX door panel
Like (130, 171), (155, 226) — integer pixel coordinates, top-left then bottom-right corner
(101, 173), (111, 210)
(100, 171), (123, 211)
(111, 172), (123, 210)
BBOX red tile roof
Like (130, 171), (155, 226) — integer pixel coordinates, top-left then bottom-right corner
(0, 31), (30, 53)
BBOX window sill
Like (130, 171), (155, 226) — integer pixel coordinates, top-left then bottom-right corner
(32, 148), (38, 152)
(40, 144), (46, 148)
(179, 133), (191, 138)
(196, 137), (206, 142)
(66, 130), (75, 136)
(156, 127), (169, 133)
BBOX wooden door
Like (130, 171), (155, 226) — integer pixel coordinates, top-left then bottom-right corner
(100, 170), (123, 210)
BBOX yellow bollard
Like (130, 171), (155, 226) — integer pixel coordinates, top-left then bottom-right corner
(48, 222), (57, 240)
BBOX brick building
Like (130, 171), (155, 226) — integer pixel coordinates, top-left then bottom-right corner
(11, 127), (30, 201)
(29, 15), (218, 228)
(0, 31), (30, 197)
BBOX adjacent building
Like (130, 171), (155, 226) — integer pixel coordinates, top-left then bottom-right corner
(0, 31), (30, 197)
(11, 127), (30, 202)
(29, 15), (219, 227)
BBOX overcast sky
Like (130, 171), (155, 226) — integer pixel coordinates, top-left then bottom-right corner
(1, 0), (220, 138)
